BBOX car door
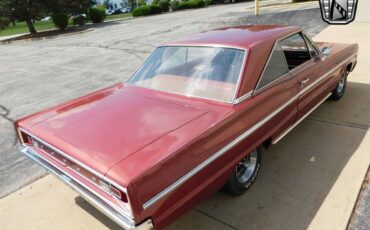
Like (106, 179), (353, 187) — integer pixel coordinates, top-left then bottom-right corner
(279, 32), (326, 120)
(245, 42), (300, 143)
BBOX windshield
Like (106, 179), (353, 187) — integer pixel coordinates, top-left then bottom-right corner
(127, 46), (246, 103)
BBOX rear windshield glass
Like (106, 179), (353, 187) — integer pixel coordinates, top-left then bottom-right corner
(127, 46), (246, 103)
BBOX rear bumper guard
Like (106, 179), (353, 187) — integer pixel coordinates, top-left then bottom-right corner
(19, 146), (153, 230)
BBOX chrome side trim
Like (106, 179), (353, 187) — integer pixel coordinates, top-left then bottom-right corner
(144, 91), (298, 209)
(143, 53), (356, 209)
(19, 146), (153, 230)
(299, 54), (355, 97)
(272, 92), (332, 144)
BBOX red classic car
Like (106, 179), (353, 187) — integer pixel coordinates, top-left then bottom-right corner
(15, 25), (358, 229)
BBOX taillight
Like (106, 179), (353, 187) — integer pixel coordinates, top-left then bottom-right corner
(98, 180), (128, 202)
(19, 129), (129, 204)
(26, 136), (33, 145)
(110, 184), (128, 202)
(17, 129), (32, 145)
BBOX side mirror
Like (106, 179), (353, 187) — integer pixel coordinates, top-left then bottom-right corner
(321, 47), (332, 56)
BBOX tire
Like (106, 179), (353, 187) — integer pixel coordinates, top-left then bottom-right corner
(330, 70), (348, 101)
(224, 147), (262, 196)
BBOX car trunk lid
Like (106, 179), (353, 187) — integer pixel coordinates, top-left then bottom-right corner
(28, 88), (207, 176)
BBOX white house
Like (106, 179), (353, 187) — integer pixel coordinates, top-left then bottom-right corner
(96, 0), (154, 9)
(95, 0), (128, 10)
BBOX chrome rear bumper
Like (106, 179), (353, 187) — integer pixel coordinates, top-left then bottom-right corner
(19, 146), (153, 230)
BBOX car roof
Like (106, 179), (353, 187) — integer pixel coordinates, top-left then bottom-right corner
(162, 25), (301, 50)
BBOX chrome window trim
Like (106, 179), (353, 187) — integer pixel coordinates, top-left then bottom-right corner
(254, 42), (291, 93)
(254, 31), (321, 95)
(143, 54), (356, 210)
(125, 45), (248, 104)
(233, 91), (253, 104)
(232, 50), (249, 103)
(18, 128), (133, 216)
(302, 31), (322, 55)
(302, 34), (320, 59)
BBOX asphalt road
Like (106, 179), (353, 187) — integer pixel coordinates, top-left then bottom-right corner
(0, 2), (325, 198)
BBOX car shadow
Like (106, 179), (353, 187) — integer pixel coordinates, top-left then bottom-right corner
(74, 196), (123, 230)
(169, 81), (370, 230)
(75, 81), (370, 230)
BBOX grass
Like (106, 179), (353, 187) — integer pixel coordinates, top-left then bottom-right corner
(0, 21), (56, 37)
(0, 13), (132, 37)
(106, 13), (132, 20)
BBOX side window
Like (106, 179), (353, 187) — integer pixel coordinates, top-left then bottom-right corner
(257, 43), (289, 89)
(279, 33), (311, 70)
(304, 35), (319, 58)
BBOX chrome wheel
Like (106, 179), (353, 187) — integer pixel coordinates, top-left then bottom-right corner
(337, 74), (346, 93)
(235, 149), (258, 184)
(224, 147), (261, 196)
(330, 70), (348, 101)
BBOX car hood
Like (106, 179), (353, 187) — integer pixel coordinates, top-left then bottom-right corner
(28, 85), (207, 175)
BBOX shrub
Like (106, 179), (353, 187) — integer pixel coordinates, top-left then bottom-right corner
(132, 5), (152, 17)
(292, 0), (316, 2)
(204, 0), (213, 5)
(89, 5), (106, 23)
(179, 0), (205, 9)
(158, 0), (170, 12)
(151, 5), (163, 14)
(0, 17), (10, 31)
(138, 0), (147, 6)
(170, 0), (180, 11)
(72, 15), (86, 26)
(132, 5), (163, 17)
(197, 0), (205, 7)
(52, 12), (68, 31)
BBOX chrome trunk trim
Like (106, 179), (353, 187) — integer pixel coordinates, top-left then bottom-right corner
(18, 128), (128, 194)
(19, 146), (152, 230)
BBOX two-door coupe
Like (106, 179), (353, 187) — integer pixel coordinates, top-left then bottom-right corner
(15, 25), (358, 229)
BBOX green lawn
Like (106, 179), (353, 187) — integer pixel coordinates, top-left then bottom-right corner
(106, 13), (132, 21)
(0, 13), (132, 37)
(0, 21), (56, 37)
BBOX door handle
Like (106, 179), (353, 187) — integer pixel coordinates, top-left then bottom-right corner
(299, 78), (310, 86)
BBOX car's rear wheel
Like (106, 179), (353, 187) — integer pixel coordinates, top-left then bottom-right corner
(224, 147), (261, 196)
(330, 70), (348, 101)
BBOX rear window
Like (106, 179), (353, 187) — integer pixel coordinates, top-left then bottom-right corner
(127, 46), (246, 103)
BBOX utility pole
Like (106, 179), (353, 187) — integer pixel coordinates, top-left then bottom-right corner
(255, 0), (259, 16)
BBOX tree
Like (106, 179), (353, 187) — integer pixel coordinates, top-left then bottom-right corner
(0, 0), (95, 34)
(104, 0), (112, 10)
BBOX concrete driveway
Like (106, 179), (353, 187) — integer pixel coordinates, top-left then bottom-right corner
(1, 1), (370, 230)
(0, 0), (324, 199)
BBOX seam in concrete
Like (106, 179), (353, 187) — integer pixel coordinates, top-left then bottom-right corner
(0, 105), (17, 146)
(194, 207), (239, 230)
(307, 117), (370, 131)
